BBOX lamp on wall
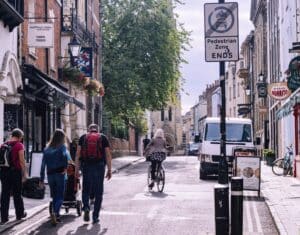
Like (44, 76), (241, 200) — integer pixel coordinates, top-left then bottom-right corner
(258, 72), (264, 82)
(68, 35), (81, 58)
(245, 85), (251, 96)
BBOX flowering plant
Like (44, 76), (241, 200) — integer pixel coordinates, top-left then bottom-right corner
(61, 67), (89, 88)
(84, 79), (105, 97)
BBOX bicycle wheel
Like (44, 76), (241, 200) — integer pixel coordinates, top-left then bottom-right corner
(156, 166), (165, 193)
(272, 158), (285, 176)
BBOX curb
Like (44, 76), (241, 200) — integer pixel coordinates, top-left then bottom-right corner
(0, 157), (144, 233)
(112, 157), (144, 174)
(0, 203), (48, 233)
(261, 190), (287, 235)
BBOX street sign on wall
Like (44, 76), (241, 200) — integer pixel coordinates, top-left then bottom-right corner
(204, 2), (239, 62)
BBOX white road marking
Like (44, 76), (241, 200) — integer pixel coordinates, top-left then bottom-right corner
(147, 205), (160, 219)
(101, 210), (139, 216)
(161, 215), (195, 222)
(244, 199), (254, 232)
(14, 215), (48, 235)
(252, 199), (263, 233)
(133, 191), (208, 201)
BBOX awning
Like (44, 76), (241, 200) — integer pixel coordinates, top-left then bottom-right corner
(276, 87), (300, 120)
(22, 64), (85, 110)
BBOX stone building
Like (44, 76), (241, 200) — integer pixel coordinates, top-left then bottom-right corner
(0, 0), (24, 144)
(250, 0), (269, 152)
(149, 99), (183, 153)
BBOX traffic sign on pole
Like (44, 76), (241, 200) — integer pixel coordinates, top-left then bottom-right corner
(204, 2), (239, 62)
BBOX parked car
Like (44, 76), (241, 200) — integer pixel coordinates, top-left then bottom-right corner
(188, 142), (200, 156)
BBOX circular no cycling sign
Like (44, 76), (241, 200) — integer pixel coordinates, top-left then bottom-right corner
(204, 2), (238, 37)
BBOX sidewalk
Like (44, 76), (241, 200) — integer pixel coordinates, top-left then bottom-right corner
(261, 162), (300, 235)
(0, 155), (143, 233)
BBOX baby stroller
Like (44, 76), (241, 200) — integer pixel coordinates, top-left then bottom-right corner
(49, 163), (82, 216)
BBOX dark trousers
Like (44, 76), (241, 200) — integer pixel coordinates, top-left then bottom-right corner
(151, 160), (161, 180)
(81, 162), (105, 220)
(0, 168), (25, 222)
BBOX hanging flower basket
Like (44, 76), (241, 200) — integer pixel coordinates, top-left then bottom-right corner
(84, 79), (105, 97)
(61, 67), (89, 88)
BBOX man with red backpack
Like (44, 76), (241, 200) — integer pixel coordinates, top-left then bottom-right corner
(75, 124), (112, 224)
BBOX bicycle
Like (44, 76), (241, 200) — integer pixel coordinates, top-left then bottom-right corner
(147, 161), (165, 192)
(272, 145), (294, 176)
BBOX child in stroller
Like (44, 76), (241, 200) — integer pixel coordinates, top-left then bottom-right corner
(49, 163), (82, 217)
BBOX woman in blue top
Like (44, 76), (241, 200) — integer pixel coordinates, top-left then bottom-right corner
(40, 129), (71, 225)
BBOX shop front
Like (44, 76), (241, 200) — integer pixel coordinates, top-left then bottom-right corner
(21, 64), (85, 160)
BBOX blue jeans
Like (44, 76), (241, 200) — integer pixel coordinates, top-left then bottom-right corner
(48, 173), (66, 216)
(81, 161), (105, 220)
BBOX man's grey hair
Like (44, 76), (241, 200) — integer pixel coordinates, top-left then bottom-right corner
(154, 128), (165, 139)
(88, 124), (99, 132)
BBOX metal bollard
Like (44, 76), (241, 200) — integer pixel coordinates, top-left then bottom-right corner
(214, 184), (229, 235)
(231, 177), (243, 235)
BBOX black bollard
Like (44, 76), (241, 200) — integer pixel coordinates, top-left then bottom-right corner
(231, 177), (243, 235)
(214, 184), (229, 235)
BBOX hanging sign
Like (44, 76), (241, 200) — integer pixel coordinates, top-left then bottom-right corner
(204, 2), (239, 62)
(287, 56), (300, 92)
(28, 23), (54, 48)
(268, 82), (291, 100)
(72, 47), (93, 77)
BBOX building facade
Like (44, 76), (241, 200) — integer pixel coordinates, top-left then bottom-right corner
(0, 0), (24, 144)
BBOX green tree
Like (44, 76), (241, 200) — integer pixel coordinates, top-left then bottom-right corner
(102, 0), (189, 130)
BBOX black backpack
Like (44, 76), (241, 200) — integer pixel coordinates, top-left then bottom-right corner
(0, 142), (15, 168)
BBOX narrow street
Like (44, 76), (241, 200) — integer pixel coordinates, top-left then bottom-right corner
(4, 156), (277, 235)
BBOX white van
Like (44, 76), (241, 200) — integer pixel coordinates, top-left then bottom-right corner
(198, 117), (255, 179)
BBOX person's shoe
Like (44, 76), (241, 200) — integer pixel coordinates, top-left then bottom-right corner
(17, 212), (27, 220)
(0, 219), (9, 225)
(83, 210), (90, 222)
(148, 180), (154, 188)
(50, 213), (57, 226)
(56, 216), (61, 223)
(92, 218), (100, 224)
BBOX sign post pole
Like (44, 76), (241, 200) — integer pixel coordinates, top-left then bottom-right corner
(204, 1), (239, 234)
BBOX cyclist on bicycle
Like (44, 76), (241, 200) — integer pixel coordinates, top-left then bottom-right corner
(144, 129), (168, 188)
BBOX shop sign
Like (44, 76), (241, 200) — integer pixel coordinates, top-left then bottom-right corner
(28, 23), (54, 48)
(235, 156), (260, 191)
(268, 82), (291, 100)
(287, 56), (300, 92)
(72, 47), (93, 77)
(257, 82), (268, 98)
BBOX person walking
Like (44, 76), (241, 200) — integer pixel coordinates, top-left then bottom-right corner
(0, 128), (27, 225)
(39, 129), (71, 226)
(75, 124), (112, 224)
(144, 128), (167, 188)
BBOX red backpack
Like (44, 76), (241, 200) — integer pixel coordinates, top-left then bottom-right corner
(80, 133), (102, 162)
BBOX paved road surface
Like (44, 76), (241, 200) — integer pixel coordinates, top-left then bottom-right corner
(3, 156), (278, 235)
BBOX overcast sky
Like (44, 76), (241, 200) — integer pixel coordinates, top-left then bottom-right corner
(174, 0), (254, 114)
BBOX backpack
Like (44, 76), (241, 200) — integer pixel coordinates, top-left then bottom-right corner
(80, 133), (102, 162)
(0, 142), (15, 168)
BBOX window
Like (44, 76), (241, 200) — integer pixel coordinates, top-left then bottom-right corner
(161, 109), (164, 121)
(168, 107), (172, 121)
(205, 123), (252, 142)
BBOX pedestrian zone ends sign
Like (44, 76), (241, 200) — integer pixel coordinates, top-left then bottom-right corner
(204, 2), (239, 62)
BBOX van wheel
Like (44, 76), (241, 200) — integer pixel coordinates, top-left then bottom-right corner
(200, 169), (207, 180)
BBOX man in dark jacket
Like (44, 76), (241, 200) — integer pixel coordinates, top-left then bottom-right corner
(75, 124), (112, 224)
(0, 128), (27, 224)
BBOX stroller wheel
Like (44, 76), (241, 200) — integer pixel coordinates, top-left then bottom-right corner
(76, 200), (82, 216)
(49, 202), (53, 216)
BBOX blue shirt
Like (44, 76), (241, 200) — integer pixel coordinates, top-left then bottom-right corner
(40, 145), (71, 182)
